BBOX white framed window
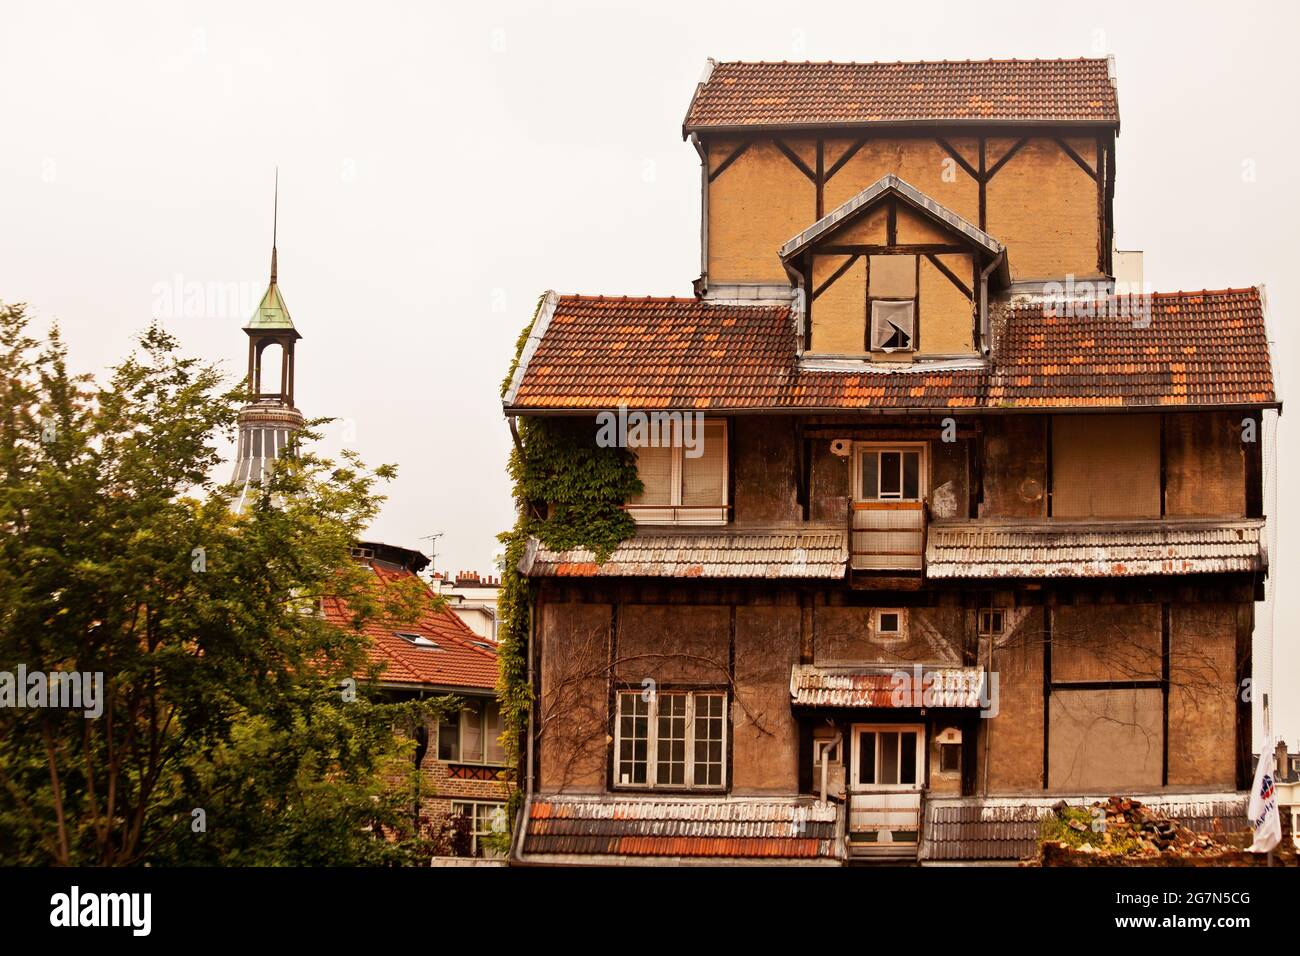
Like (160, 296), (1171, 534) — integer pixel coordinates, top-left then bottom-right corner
(855, 444), (925, 502)
(437, 698), (506, 766)
(450, 801), (507, 857)
(852, 724), (924, 790)
(627, 419), (728, 525)
(614, 690), (727, 790)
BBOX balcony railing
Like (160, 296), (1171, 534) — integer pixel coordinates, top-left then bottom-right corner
(623, 503), (731, 526)
(850, 498), (928, 571)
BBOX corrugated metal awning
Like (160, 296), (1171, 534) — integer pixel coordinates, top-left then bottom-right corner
(791, 664), (985, 709)
(925, 519), (1265, 579)
(517, 795), (844, 865)
(519, 528), (848, 579)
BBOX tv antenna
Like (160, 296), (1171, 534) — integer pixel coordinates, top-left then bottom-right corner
(418, 532), (444, 577)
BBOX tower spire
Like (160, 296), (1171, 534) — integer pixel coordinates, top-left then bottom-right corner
(270, 167), (278, 284)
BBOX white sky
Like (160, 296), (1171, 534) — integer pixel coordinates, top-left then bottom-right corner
(1, 0), (1296, 743)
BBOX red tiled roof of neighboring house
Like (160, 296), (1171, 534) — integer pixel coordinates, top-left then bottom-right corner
(322, 562), (499, 691)
(519, 795), (843, 863)
(683, 59), (1120, 133)
(505, 288), (1277, 412)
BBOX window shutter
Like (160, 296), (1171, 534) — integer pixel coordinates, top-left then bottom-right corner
(681, 421), (726, 506)
(629, 444), (673, 505)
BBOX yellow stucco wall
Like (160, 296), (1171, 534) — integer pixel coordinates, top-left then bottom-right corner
(707, 138), (814, 283)
(705, 133), (1102, 285)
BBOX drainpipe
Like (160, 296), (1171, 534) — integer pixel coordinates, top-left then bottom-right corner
(691, 132), (708, 292)
(978, 252), (1005, 355)
(819, 730), (843, 803)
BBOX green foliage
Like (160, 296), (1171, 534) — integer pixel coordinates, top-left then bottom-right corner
(1039, 806), (1141, 855)
(0, 301), (440, 865)
(494, 307), (643, 833)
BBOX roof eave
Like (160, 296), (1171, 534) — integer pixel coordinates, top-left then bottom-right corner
(685, 118), (1121, 136)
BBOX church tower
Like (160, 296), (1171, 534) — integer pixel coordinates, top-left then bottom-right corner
(230, 176), (303, 511)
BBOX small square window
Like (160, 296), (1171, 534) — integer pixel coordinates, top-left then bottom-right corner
(978, 609), (1006, 636)
(877, 610), (901, 636)
(939, 742), (962, 774)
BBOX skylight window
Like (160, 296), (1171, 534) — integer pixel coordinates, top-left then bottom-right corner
(394, 631), (440, 649)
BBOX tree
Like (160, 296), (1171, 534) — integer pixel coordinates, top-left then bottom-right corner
(0, 302), (447, 865)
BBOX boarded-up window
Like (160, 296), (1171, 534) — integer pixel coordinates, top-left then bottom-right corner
(1048, 688), (1163, 790)
(1052, 605), (1162, 683)
(1051, 414), (1160, 518)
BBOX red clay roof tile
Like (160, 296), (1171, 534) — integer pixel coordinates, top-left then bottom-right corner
(684, 59), (1120, 132)
(507, 288), (1275, 412)
(323, 563), (498, 691)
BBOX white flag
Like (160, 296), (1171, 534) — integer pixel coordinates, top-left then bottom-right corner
(1247, 734), (1282, 853)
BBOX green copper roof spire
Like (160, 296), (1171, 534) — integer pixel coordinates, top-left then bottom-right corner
(245, 168), (296, 331)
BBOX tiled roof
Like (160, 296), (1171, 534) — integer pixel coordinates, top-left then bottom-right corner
(323, 562), (499, 691)
(991, 288), (1277, 408)
(925, 519), (1266, 579)
(919, 794), (1248, 862)
(520, 528), (847, 579)
(519, 795), (843, 863)
(506, 289), (1276, 412)
(509, 295), (796, 410)
(791, 664), (985, 708)
(683, 59), (1120, 133)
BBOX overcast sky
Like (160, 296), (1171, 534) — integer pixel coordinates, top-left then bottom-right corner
(2, 0), (1296, 742)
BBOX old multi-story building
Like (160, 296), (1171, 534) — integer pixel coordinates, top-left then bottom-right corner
(502, 58), (1277, 864)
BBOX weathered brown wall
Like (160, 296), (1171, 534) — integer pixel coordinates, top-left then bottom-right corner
(1053, 604), (1161, 683)
(930, 435), (969, 519)
(1048, 688), (1163, 790)
(1164, 412), (1247, 517)
(980, 416), (1048, 518)
(813, 603), (962, 666)
(731, 416), (801, 525)
(538, 601), (610, 793)
(616, 604), (730, 684)
(1052, 414), (1160, 518)
(1167, 603), (1237, 787)
(981, 606), (1046, 792)
(732, 606), (801, 793)
(809, 440), (851, 525)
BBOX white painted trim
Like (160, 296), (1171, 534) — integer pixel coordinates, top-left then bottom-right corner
(502, 290), (559, 407)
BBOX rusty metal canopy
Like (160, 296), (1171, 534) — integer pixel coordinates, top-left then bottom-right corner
(791, 664), (985, 709)
(520, 528), (848, 579)
(925, 519), (1266, 579)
